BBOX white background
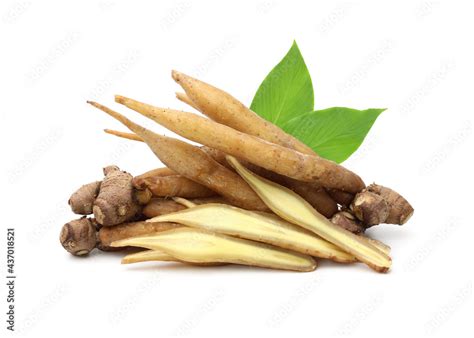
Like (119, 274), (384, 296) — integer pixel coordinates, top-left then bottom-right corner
(1, 1), (472, 337)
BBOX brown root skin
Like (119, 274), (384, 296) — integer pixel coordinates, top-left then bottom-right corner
(105, 129), (350, 215)
(68, 181), (101, 215)
(351, 191), (389, 226)
(104, 129), (143, 142)
(285, 182), (338, 218)
(175, 92), (201, 111)
(113, 95), (365, 193)
(59, 217), (180, 253)
(170, 73), (359, 207)
(60, 217), (97, 256)
(331, 211), (365, 234)
(327, 189), (354, 207)
(143, 197), (230, 218)
(103, 128), (339, 217)
(134, 188), (152, 205)
(89, 101), (267, 211)
(98, 221), (181, 248)
(171, 71), (315, 155)
(143, 198), (187, 218)
(133, 174), (216, 199)
(366, 184), (414, 225)
(134, 167), (177, 179)
(93, 165), (141, 226)
(200, 146), (338, 217)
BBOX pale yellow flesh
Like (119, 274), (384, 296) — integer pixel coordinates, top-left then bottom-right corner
(121, 249), (224, 266)
(361, 236), (391, 255)
(148, 203), (356, 263)
(111, 227), (316, 272)
(227, 156), (391, 273)
(122, 250), (177, 264)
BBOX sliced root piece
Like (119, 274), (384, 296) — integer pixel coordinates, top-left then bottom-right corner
(288, 181), (338, 218)
(148, 203), (355, 263)
(360, 235), (391, 255)
(121, 249), (225, 266)
(227, 156), (391, 273)
(122, 249), (177, 264)
(111, 227), (317, 272)
(200, 146), (338, 217)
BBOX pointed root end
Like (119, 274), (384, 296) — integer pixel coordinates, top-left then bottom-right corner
(171, 69), (181, 82)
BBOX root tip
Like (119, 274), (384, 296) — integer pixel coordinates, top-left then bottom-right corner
(171, 70), (181, 82)
(115, 95), (125, 104)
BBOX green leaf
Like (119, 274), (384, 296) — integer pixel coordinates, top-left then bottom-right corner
(250, 41), (385, 163)
(281, 107), (386, 163)
(250, 41), (314, 124)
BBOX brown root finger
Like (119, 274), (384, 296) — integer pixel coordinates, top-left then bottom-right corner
(98, 221), (181, 248)
(93, 165), (141, 226)
(133, 175), (216, 198)
(68, 181), (101, 215)
(143, 198), (187, 218)
(330, 211), (365, 234)
(171, 70), (315, 155)
(113, 95), (365, 193)
(60, 217), (97, 256)
(366, 184), (414, 225)
(351, 191), (389, 226)
(88, 101), (267, 211)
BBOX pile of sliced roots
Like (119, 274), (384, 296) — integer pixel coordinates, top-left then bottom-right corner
(59, 71), (413, 273)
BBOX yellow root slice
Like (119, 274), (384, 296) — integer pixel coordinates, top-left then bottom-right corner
(361, 236), (391, 255)
(227, 156), (391, 273)
(121, 249), (224, 266)
(122, 249), (177, 264)
(148, 203), (356, 263)
(111, 227), (317, 272)
(172, 197), (387, 261)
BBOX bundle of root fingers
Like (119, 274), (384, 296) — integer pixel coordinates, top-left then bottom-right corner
(59, 71), (413, 273)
